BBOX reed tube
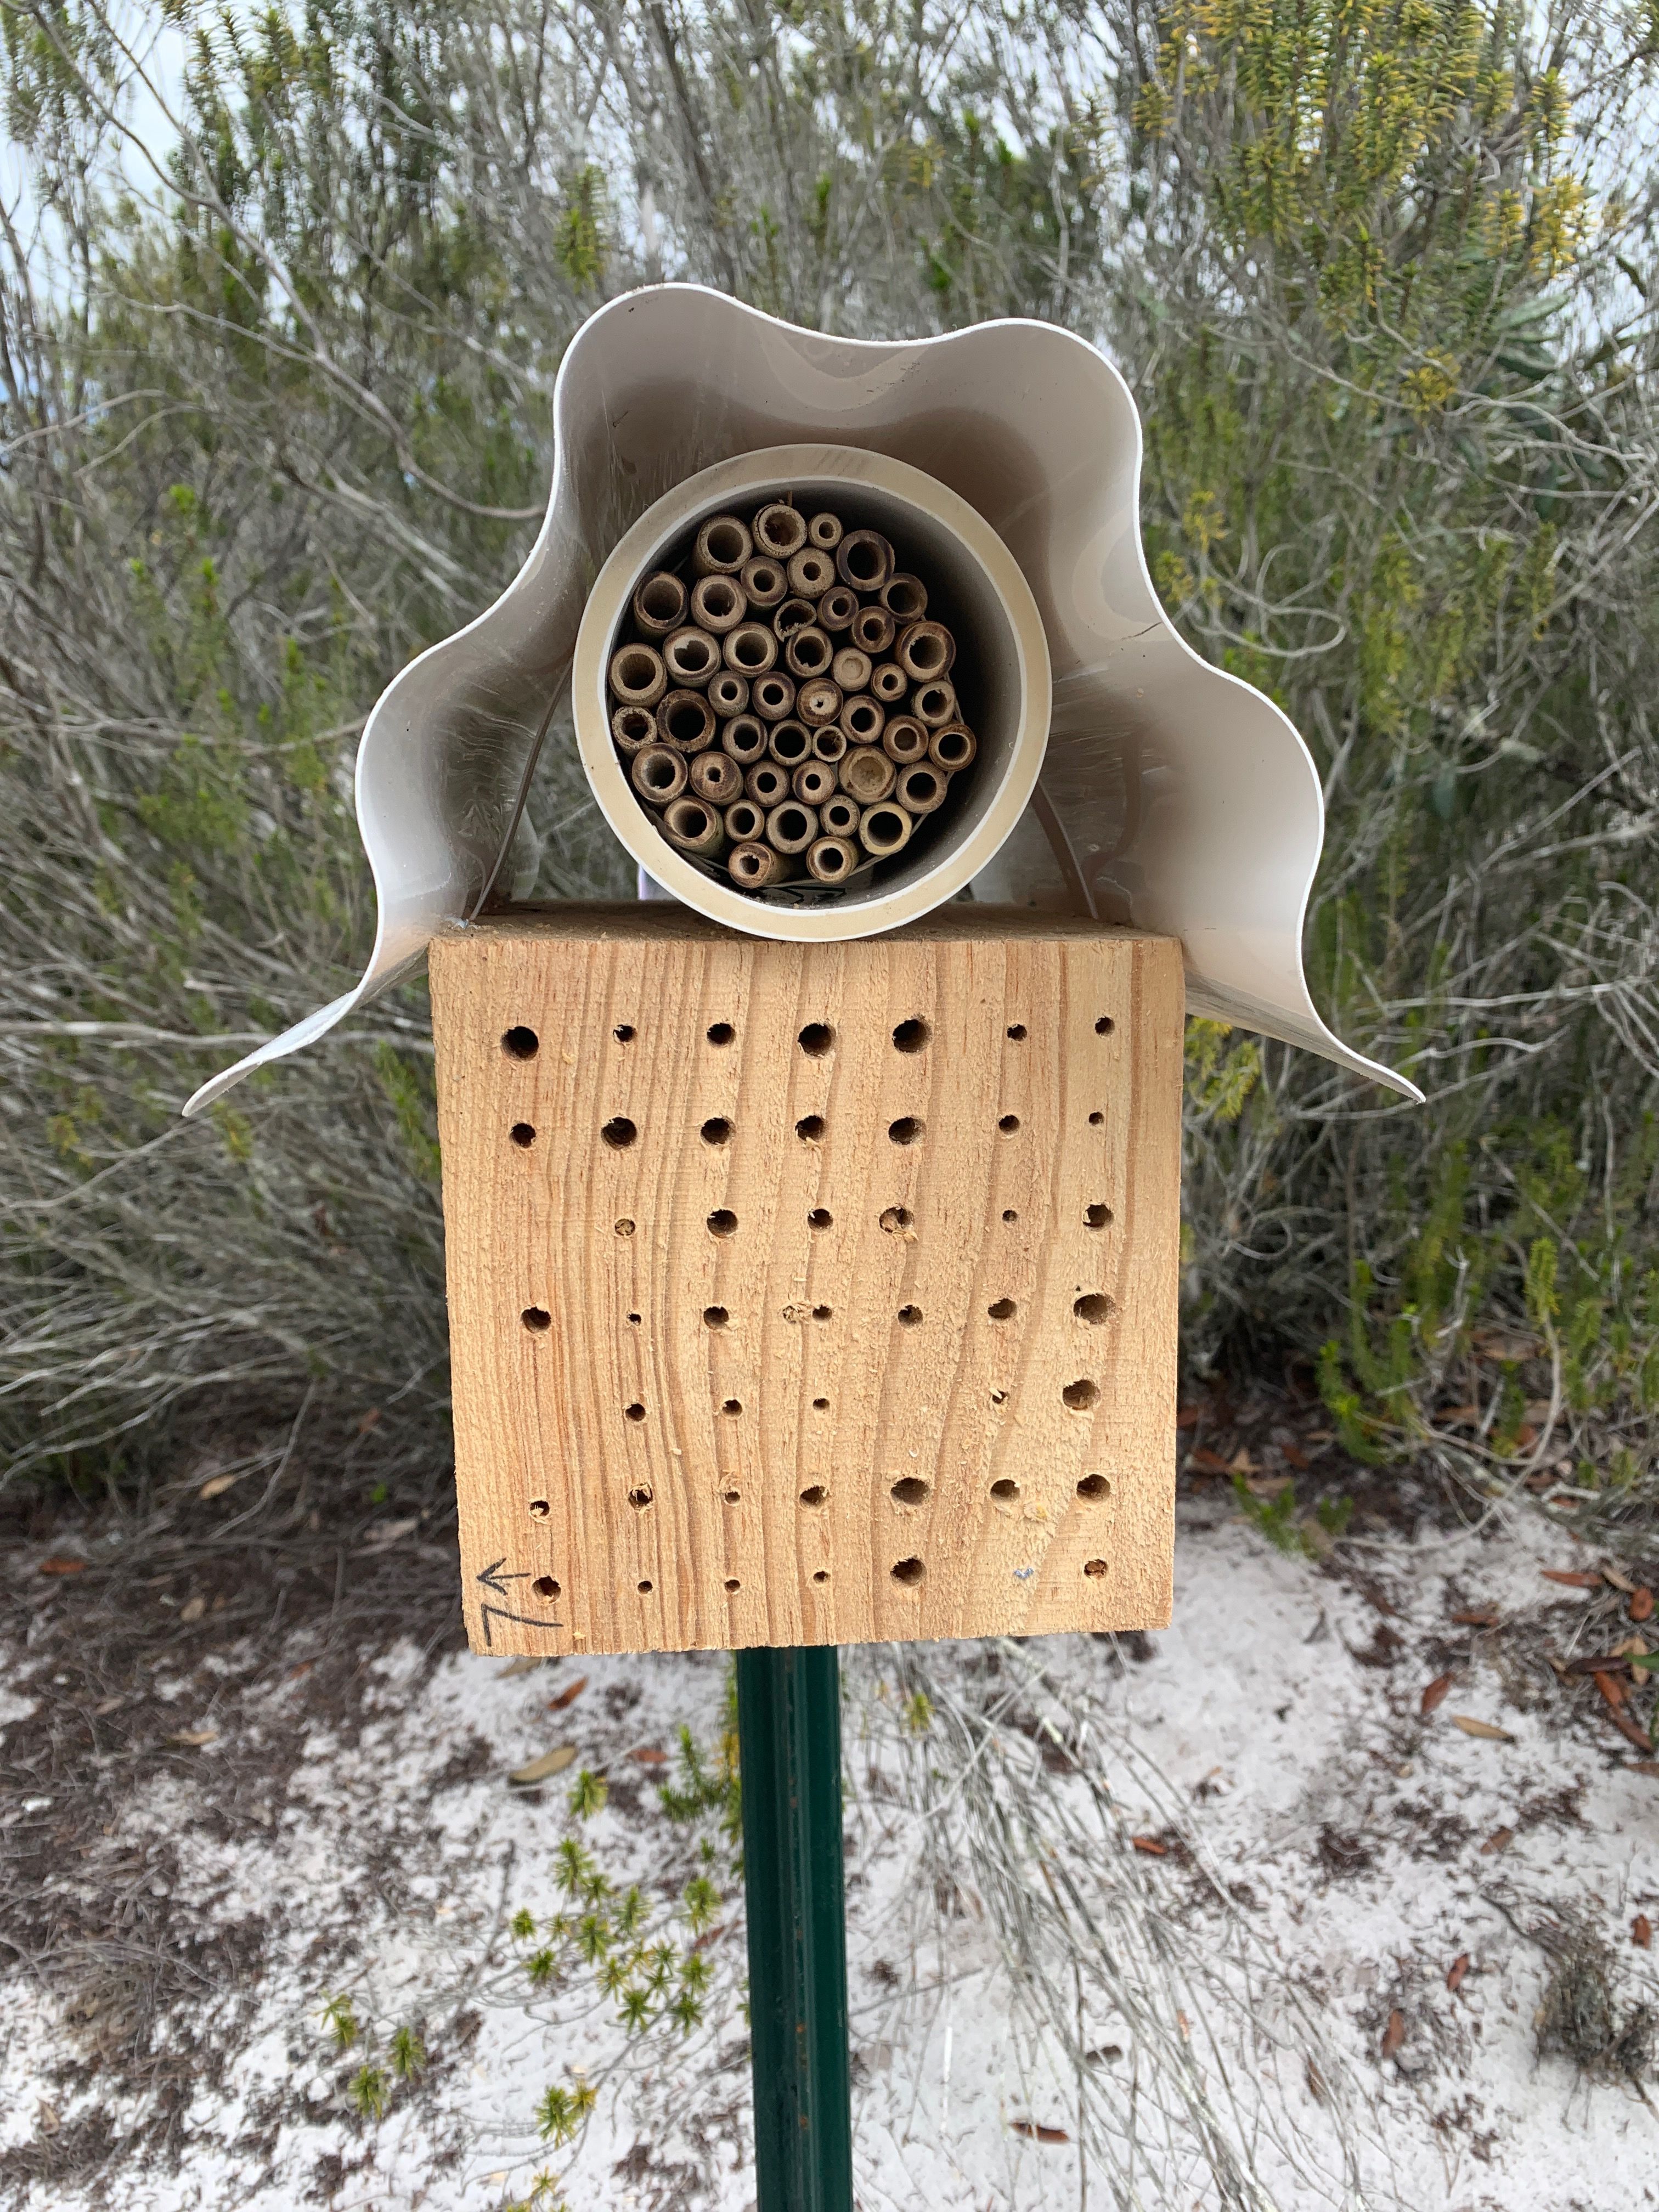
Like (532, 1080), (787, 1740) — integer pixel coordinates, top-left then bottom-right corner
(601, 477), (996, 906)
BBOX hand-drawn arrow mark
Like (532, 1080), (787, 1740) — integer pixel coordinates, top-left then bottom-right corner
(475, 1558), (533, 1596)
(479, 1603), (562, 1648)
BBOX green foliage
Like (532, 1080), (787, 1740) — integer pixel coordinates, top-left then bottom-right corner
(1, 0), (1656, 1541)
(388, 2024), (426, 2079)
(320, 1992), (359, 2050)
(535, 2079), (597, 2147)
(566, 1768), (607, 1821)
(348, 2062), (391, 2121)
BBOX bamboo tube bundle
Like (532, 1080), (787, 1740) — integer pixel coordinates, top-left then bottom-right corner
(605, 495), (981, 898)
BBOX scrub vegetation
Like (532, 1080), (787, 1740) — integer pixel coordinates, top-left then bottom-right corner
(2, 0), (1657, 1537)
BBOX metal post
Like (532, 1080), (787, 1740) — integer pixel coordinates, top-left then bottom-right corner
(735, 1645), (854, 2212)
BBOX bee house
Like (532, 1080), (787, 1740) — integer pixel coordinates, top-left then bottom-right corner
(430, 905), (1183, 1657)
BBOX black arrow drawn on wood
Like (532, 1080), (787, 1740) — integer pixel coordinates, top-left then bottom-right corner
(479, 1603), (563, 1648)
(476, 1558), (533, 1596)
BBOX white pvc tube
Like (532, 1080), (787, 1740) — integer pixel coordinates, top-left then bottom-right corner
(572, 444), (1051, 939)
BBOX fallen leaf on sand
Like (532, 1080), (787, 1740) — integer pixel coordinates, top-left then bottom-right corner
(1604, 1705), (1655, 1754)
(37, 1558), (86, 1576)
(199, 1474), (238, 1499)
(496, 1656), (544, 1679)
(1188, 1447), (1232, 1475)
(1634, 1915), (1652, 1949)
(179, 1596), (206, 1624)
(1633, 1587), (1655, 1623)
(1382, 2010), (1406, 2058)
(1593, 1671), (1627, 1711)
(509, 1746), (577, 1786)
(1130, 1835), (1167, 1856)
(1009, 2119), (1070, 2144)
(1452, 1715), (1514, 1742)
(1633, 1760), (1659, 1780)
(1438, 1404), (1481, 1427)
(1541, 1568), (1601, 1589)
(1451, 1607), (1499, 1627)
(1175, 1403), (1201, 1429)
(1447, 1953), (1471, 1993)
(1281, 1441), (1310, 1470)
(629, 1746), (668, 1765)
(546, 1675), (588, 1712)
(1421, 1673), (1453, 1716)
(1480, 1827), (1514, 1855)
(1600, 1564), (1637, 1594)
(167, 1729), (217, 1747)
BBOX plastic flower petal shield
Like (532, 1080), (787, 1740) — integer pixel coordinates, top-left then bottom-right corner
(184, 283), (1418, 1115)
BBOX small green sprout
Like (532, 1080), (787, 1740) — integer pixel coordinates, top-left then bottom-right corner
(350, 2063), (390, 2121)
(320, 1992), (359, 2050)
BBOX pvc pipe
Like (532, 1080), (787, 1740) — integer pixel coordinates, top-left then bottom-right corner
(574, 444), (1051, 938)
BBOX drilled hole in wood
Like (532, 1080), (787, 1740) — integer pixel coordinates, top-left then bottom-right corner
(614, 1023), (636, 1043)
(890, 1476), (930, 1505)
(533, 1575), (560, 1598)
(1096, 1017), (1115, 1036)
(891, 1556), (926, 1586)
(704, 1305), (729, 1329)
(800, 1485), (827, 1506)
(602, 1116), (637, 1148)
(522, 1306), (551, 1331)
(625, 1401), (646, 1421)
(627, 1312), (641, 1325)
(725, 1578), (741, 1593)
(811, 1397), (830, 1412)
(798, 1022), (835, 1057)
(812, 1570), (830, 1584)
(987, 1297), (1016, 1321)
(879, 1205), (913, 1233)
(510, 1123), (536, 1148)
(1002, 1209), (1018, 1223)
(990, 1389), (1008, 1404)
(1077, 1474), (1111, 1501)
(797, 1114), (825, 1141)
(888, 1116), (924, 1146)
(808, 1207), (832, 1231)
(707, 1021), (736, 1046)
(1084, 1558), (1109, 1577)
(707, 1209), (738, 1237)
(501, 1025), (539, 1060)
(722, 1398), (743, 1416)
(1074, 1294), (1114, 1324)
(701, 1116), (732, 1145)
(1063, 1379), (1100, 1412)
(628, 1486), (653, 1509)
(723, 1488), (741, 1504)
(1088, 1111), (1104, 1127)
(529, 1499), (550, 1518)
(892, 1018), (930, 1053)
(638, 1579), (654, 1594)
(990, 1477), (1020, 1500)
(1006, 1023), (1027, 1040)
(897, 1304), (922, 1327)
(806, 1305), (829, 1324)
(615, 1217), (636, 1237)
(998, 1114), (1020, 1135)
(1084, 1204), (1111, 1229)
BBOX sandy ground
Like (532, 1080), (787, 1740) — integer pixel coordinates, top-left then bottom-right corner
(2, 1479), (1656, 2211)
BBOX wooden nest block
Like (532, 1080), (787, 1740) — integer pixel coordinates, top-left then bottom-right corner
(430, 905), (1183, 1657)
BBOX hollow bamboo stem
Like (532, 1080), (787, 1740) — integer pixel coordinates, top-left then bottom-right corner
(806, 836), (859, 883)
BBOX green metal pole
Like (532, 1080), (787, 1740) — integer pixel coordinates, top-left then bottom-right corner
(735, 1645), (854, 2212)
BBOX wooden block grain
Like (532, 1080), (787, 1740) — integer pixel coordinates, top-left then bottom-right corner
(430, 905), (1183, 1657)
